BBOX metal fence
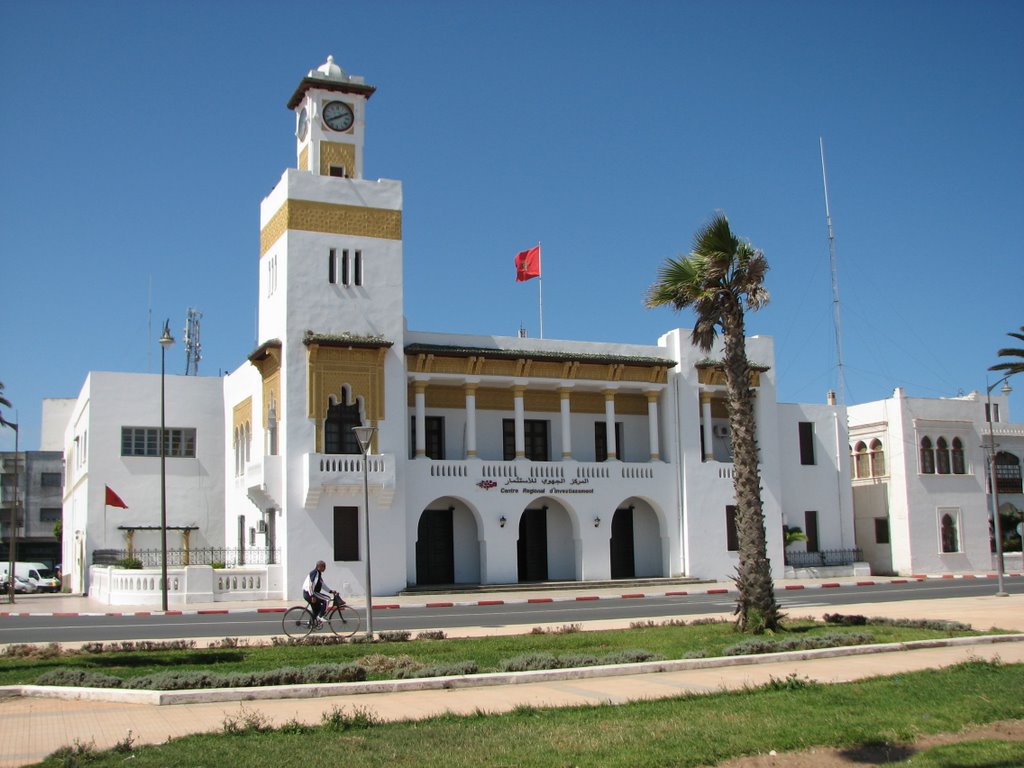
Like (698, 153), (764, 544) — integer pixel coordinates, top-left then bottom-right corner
(785, 548), (863, 568)
(92, 547), (280, 567)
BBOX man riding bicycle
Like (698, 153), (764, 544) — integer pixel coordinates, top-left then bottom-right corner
(302, 560), (342, 626)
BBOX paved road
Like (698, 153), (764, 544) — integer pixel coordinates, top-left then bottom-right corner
(3, 576), (1020, 644)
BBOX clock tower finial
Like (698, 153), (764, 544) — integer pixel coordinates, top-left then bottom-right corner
(289, 57), (375, 180)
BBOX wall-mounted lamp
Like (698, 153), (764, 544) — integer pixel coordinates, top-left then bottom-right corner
(593, 516), (601, 528)
(499, 515), (507, 528)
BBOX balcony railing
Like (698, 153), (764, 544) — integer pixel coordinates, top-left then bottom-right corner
(785, 548), (863, 567)
(304, 452), (395, 508)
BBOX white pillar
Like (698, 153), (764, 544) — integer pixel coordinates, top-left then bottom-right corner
(559, 387), (573, 459)
(513, 385), (526, 459)
(604, 389), (617, 460)
(646, 391), (660, 461)
(701, 390), (714, 461)
(464, 383), (478, 458)
(414, 381), (427, 458)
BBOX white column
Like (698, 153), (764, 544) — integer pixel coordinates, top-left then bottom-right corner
(464, 383), (478, 458)
(414, 381), (427, 458)
(700, 390), (714, 461)
(604, 389), (617, 460)
(513, 385), (526, 459)
(559, 387), (573, 459)
(646, 391), (660, 461)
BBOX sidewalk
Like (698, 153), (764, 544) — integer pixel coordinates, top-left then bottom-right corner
(1, 579), (1022, 767)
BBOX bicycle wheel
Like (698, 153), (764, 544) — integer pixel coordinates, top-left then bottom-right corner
(282, 606), (314, 639)
(327, 603), (361, 638)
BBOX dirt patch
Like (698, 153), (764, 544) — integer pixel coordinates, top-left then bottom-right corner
(712, 718), (1024, 767)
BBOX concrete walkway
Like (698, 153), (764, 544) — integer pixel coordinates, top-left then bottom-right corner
(1, 578), (1022, 767)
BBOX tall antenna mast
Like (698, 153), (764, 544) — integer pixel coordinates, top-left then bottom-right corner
(819, 137), (846, 407)
(184, 308), (203, 375)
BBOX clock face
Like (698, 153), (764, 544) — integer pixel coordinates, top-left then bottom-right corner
(323, 100), (354, 132)
(296, 106), (309, 140)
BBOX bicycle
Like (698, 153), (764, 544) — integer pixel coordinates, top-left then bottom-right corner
(281, 593), (362, 639)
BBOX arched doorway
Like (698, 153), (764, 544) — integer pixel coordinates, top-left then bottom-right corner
(517, 501), (576, 582)
(609, 501), (664, 578)
(415, 500), (481, 586)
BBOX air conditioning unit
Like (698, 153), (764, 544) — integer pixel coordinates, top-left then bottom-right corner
(256, 519), (267, 534)
(713, 424), (730, 438)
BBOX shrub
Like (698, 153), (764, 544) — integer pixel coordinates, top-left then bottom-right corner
(416, 630), (446, 641)
(358, 653), (423, 675)
(36, 669), (125, 688)
(501, 653), (560, 672)
(114, 558), (143, 570)
(377, 630), (411, 642)
(394, 661), (478, 679)
(604, 649), (665, 664)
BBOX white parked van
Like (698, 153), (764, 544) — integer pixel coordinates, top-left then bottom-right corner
(0, 562), (60, 593)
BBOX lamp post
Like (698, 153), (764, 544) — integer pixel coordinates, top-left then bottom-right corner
(984, 375), (1012, 597)
(2, 418), (18, 604)
(352, 424), (377, 639)
(159, 320), (175, 612)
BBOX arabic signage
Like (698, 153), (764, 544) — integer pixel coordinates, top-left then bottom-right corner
(476, 477), (595, 495)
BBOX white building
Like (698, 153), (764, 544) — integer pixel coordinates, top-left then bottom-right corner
(61, 58), (856, 602)
(848, 387), (1023, 576)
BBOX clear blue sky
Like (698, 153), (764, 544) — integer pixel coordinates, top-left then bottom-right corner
(2, 0), (1022, 451)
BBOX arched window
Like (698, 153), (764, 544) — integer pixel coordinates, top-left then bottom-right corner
(325, 397), (362, 454)
(936, 437), (951, 475)
(951, 437), (965, 475)
(869, 439), (886, 477)
(854, 441), (869, 478)
(940, 512), (959, 553)
(920, 437), (935, 474)
(995, 452), (1023, 495)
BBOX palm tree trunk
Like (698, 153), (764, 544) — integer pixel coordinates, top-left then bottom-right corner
(721, 303), (782, 633)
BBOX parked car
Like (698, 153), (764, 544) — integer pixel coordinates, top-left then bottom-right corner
(13, 575), (38, 593)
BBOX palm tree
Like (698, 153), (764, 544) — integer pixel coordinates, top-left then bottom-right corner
(990, 326), (1024, 379)
(0, 381), (13, 429)
(645, 213), (782, 633)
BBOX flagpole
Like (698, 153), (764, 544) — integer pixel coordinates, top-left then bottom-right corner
(537, 242), (544, 339)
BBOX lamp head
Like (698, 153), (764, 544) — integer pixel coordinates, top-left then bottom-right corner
(159, 320), (175, 350)
(352, 425), (376, 454)
(1001, 380), (1013, 395)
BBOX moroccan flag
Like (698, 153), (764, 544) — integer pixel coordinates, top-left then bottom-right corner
(105, 485), (128, 509)
(515, 246), (541, 282)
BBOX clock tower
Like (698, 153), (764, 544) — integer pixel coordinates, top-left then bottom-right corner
(288, 55), (375, 180)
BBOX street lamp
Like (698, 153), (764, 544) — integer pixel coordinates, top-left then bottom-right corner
(352, 424), (377, 639)
(159, 320), (175, 612)
(2, 418), (18, 604)
(984, 375), (1013, 597)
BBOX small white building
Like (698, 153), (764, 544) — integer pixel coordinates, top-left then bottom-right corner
(848, 387), (1023, 576)
(61, 372), (225, 594)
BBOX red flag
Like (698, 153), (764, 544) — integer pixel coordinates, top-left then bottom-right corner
(515, 246), (541, 282)
(105, 485), (128, 509)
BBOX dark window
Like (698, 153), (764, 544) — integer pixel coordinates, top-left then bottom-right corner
(503, 419), (549, 461)
(940, 512), (959, 553)
(120, 427), (196, 457)
(40, 473), (62, 487)
(869, 439), (886, 477)
(328, 249), (337, 284)
(951, 438), (965, 474)
(725, 505), (738, 552)
(995, 452), (1022, 495)
(798, 422), (815, 465)
(594, 421), (624, 462)
(341, 249), (350, 286)
(874, 517), (890, 544)
(936, 437), (951, 475)
(410, 416), (445, 460)
(920, 437), (935, 474)
(333, 506), (359, 561)
(39, 507), (61, 522)
(853, 441), (869, 478)
(324, 401), (361, 454)
(354, 250), (363, 286)
(329, 165), (347, 178)
(804, 510), (819, 553)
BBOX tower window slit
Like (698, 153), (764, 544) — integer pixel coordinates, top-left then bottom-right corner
(354, 250), (362, 286)
(328, 249), (336, 284)
(341, 249), (350, 286)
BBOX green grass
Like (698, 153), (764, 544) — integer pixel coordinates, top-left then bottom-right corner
(28, 659), (1024, 767)
(0, 618), (986, 687)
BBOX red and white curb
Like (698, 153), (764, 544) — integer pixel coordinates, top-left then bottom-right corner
(1, 573), (1018, 618)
